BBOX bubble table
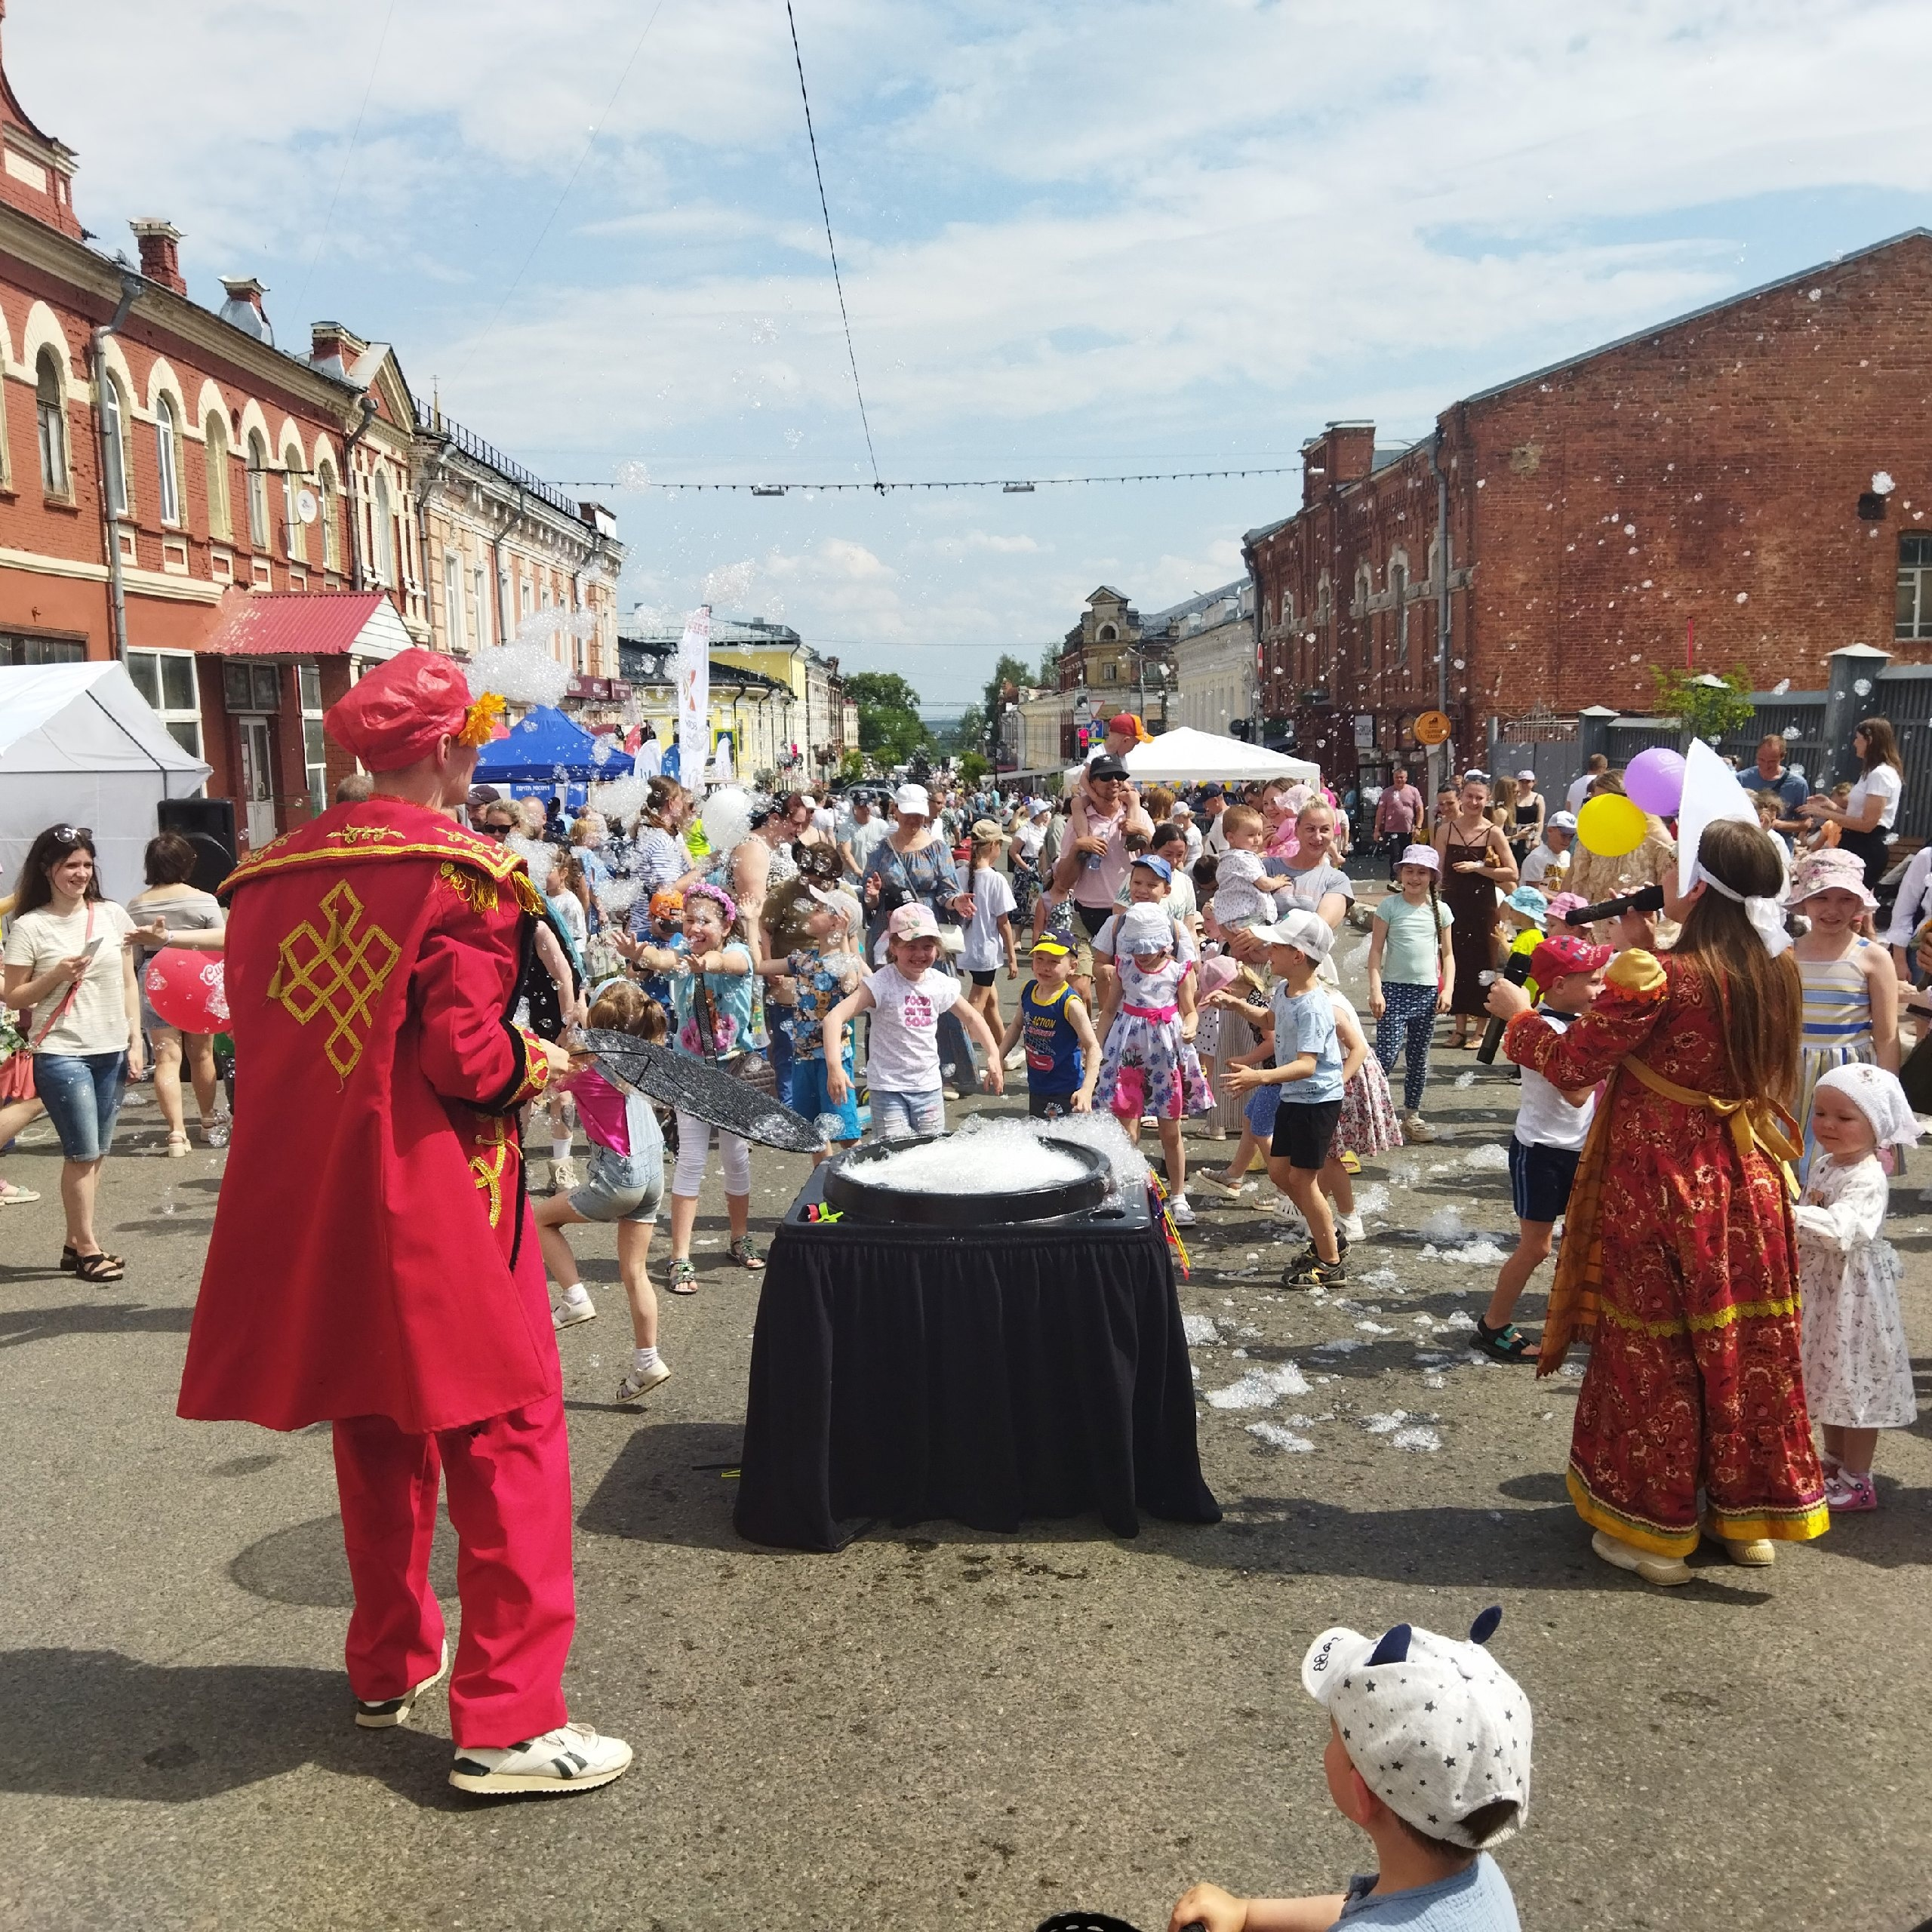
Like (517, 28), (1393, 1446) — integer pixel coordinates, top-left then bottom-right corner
(732, 1161), (1222, 1551)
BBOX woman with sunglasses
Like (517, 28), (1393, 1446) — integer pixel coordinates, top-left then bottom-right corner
(2, 826), (144, 1281)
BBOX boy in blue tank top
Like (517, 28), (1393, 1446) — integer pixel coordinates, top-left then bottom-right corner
(1000, 937), (1101, 1118)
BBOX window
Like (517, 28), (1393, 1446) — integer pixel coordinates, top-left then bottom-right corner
(315, 461), (338, 570)
(101, 373), (131, 515)
(371, 470), (395, 583)
(1897, 534), (1932, 641)
(299, 663), (327, 812)
(470, 565), (488, 647)
(155, 395), (181, 525)
(1390, 561), (1409, 674)
(222, 660), (282, 712)
(442, 551), (465, 653)
(246, 430), (270, 549)
(0, 631), (85, 666)
(35, 349), (67, 495)
(204, 412), (230, 540)
(126, 648), (203, 758)
(283, 449), (305, 561)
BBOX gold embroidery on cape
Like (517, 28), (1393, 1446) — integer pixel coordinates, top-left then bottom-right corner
(469, 1116), (513, 1226)
(331, 824), (408, 845)
(269, 880), (402, 1078)
(438, 860), (500, 914)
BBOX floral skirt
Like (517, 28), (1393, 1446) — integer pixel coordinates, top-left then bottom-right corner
(1097, 1014), (1213, 1121)
(1337, 1056), (1403, 1157)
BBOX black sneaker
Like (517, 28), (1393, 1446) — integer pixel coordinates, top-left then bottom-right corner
(1284, 1251), (1348, 1289)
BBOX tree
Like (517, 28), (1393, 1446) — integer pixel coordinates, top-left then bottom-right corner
(1651, 663), (1757, 746)
(845, 671), (931, 765)
(982, 652), (1033, 724)
(958, 750), (990, 784)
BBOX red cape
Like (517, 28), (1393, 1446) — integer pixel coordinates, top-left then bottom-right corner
(177, 798), (558, 1434)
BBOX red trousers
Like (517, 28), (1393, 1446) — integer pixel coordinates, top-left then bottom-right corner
(331, 1391), (575, 1749)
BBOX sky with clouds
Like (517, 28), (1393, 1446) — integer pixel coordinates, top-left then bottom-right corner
(16, 1), (1932, 708)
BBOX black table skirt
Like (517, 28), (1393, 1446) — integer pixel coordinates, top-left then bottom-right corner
(733, 1194), (1221, 1551)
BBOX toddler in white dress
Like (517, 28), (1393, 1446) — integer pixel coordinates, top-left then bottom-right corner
(1795, 1062), (1920, 1512)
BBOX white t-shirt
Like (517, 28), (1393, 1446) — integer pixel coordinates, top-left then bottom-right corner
(1162, 868), (1199, 926)
(1848, 763), (1902, 832)
(863, 965), (962, 1093)
(1014, 821), (1046, 864)
(2, 900), (137, 1055)
(1565, 774), (1596, 814)
(1514, 1011), (1596, 1152)
(1520, 841), (1567, 889)
(961, 866), (1017, 971)
(1203, 814), (1231, 857)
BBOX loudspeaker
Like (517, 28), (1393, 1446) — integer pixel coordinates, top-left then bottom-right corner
(157, 796), (238, 894)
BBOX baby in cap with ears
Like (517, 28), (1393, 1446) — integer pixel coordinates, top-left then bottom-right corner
(1170, 1608), (1531, 1932)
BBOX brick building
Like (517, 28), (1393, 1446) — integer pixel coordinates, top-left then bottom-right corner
(1244, 229), (1932, 788)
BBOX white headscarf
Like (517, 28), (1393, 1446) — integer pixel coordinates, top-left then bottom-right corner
(1815, 1061), (1921, 1149)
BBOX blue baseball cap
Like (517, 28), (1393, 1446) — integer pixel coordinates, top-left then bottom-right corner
(1131, 854), (1173, 881)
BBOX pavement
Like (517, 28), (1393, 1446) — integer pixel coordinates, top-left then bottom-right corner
(2, 923), (1930, 1932)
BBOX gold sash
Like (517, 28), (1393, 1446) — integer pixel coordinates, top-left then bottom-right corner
(1535, 1057), (1801, 1377)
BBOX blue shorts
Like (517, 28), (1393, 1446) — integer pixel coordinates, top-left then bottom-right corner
(34, 1051), (127, 1162)
(1244, 1078), (1281, 1137)
(791, 1052), (860, 1142)
(870, 1087), (946, 1140)
(1509, 1136), (1581, 1224)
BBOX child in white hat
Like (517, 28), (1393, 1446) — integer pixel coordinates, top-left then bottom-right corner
(1798, 1061), (1920, 1512)
(1169, 1607), (1531, 1931)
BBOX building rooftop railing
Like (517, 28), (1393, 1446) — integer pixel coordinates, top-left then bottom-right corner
(414, 400), (586, 521)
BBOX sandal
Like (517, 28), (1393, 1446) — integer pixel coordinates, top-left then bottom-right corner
(730, 1236), (765, 1272)
(1470, 1318), (1538, 1362)
(667, 1258), (699, 1297)
(166, 1131), (190, 1158)
(75, 1251), (125, 1283)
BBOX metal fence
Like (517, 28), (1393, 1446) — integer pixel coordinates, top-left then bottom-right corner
(1489, 716), (1579, 804)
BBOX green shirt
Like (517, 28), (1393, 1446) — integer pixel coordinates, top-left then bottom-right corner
(1373, 893), (1453, 986)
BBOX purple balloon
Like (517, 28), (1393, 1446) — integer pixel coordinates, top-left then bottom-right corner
(1624, 745), (1686, 817)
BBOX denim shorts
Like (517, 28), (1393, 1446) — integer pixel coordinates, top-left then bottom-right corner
(34, 1051), (128, 1162)
(568, 1141), (664, 1225)
(870, 1087), (946, 1140)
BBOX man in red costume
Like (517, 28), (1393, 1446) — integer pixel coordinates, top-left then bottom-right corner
(179, 648), (631, 1798)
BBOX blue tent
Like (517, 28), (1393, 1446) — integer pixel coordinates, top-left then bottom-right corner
(472, 705), (633, 783)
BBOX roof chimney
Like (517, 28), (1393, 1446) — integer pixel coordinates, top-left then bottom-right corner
(218, 275), (272, 346)
(309, 319), (368, 380)
(129, 218), (184, 295)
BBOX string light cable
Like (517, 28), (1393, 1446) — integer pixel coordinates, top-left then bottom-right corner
(549, 463), (1305, 494)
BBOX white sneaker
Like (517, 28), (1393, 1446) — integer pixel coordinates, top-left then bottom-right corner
(1401, 1111), (1435, 1143)
(1336, 1212), (1366, 1244)
(448, 1721), (632, 1796)
(549, 1155), (580, 1192)
(615, 1359), (672, 1403)
(1167, 1194), (1197, 1227)
(552, 1291), (596, 1330)
(354, 1639), (450, 1728)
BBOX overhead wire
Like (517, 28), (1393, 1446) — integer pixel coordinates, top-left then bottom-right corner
(542, 463), (1303, 492)
(785, 0), (884, 494)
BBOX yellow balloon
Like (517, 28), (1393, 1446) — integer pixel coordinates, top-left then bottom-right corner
(1577, 792), (1647, 858)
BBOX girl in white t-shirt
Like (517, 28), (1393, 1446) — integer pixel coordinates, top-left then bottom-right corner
(1800, 717), (1904, 891)
(959, 830), (1019, 1045)
(823, 903), (1004, 1139)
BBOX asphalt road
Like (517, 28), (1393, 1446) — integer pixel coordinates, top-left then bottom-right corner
(2, 930), (1928, 1932)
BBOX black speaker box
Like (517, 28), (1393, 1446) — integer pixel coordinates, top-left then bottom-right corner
(156, 796), (238, 894)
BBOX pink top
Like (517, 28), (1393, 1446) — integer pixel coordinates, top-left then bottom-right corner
(569, 1066), (650, 1157)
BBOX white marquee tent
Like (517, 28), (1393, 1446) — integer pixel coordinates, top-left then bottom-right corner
(0, 662), (213, 903)
(1120, 726), (1321, 788)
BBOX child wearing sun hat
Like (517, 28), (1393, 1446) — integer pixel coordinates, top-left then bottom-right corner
(1169, 1607), (1531, 1931)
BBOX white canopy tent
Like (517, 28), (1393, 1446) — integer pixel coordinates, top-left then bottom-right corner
(1119, 727), (1321, 789)
(0, 662), (213, 903)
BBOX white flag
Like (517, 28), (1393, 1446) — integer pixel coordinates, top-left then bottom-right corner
(676, 605), (711, 797)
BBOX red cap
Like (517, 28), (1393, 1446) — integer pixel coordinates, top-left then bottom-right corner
(1107, 712), (1147, 740)
(1529, 933), (1612, 988)
(325, 648), (491, 772)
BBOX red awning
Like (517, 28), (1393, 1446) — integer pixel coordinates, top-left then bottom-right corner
(202, 589), (411, 659)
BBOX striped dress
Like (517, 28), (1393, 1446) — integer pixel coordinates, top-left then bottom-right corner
(1796, 940), (1876, 1181)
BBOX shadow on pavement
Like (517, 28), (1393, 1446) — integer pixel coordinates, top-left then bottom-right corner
(577, 1418), (749, 1552)
(0, 1648), (460, 1807)
(229, 1510), (458, 1610)
(0, 1300), (195, 1349)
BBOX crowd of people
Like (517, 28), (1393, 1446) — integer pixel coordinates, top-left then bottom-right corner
(2, 664), (1925, 1890)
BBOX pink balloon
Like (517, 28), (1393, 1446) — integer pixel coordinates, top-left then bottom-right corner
(144, 947), (229, 1034)
(1624, 745), (1686, 817)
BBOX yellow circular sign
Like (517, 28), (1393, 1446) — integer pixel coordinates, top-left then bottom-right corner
(1413, 710), (1452, 746)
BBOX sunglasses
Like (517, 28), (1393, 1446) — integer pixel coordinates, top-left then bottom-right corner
(51, 825), (94, 844)
(479, 821), (515, 838)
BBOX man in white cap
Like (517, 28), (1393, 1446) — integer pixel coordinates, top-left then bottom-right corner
(1169, 1607), (1531, 1932)
(1518, 811), (1576, 891)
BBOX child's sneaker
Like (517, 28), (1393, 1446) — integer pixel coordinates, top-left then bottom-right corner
(1167, 1194), (1197, 1226)
(1335, 1211), (1366, 1244)
(1400, 1111), (1435, 1143)
(550, 1153), (580, 1192)
(1283, 1251), (1347, 1289)
(1826, 1469), (1878, 1512)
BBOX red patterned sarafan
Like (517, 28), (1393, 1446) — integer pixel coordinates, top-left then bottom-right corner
(1504, 949), (1828, 1558)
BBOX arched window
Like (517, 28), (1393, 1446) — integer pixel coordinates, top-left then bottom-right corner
(315, 460), (339, 571)
(155, 395), (181, 525)
(102, 372), (131, 516)
(35, 349), (68, 496)
(282, 447), (306, 561)
(1097, 623), (1117, 641)
(372, 469), (395, 583)
(1279, 589), (1295, 631)
(1390, 561), (1409, 675)
(204, 413), (230, 541)
(245, 430), (270, 549)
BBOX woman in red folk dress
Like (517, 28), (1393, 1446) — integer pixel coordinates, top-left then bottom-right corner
(1487, 811), (1826, 1586)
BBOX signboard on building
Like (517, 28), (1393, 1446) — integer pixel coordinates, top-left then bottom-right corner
(1354, 713), (1376, 750)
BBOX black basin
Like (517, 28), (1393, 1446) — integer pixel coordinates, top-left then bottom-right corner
(820, 1134), (1112, 1226)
